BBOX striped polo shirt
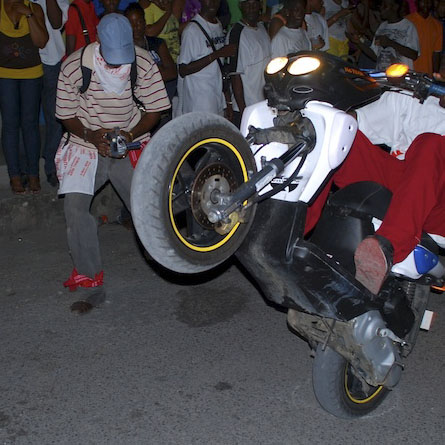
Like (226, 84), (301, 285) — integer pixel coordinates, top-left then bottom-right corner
(56, 42), (171, 150)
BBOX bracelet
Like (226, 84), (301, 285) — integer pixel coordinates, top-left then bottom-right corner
(226, 101), (233, 105)
(128, 131), (134, 142)
(26, 12), (33, 19)
(83, 127), (89, 142)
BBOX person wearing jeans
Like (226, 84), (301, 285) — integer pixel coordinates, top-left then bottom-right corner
(35, 0), (70, 187)
(0, 0), (48, 194)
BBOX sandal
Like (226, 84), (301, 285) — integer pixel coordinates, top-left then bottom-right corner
(10, 176), (25, 194)
(28, 175), (41, 194)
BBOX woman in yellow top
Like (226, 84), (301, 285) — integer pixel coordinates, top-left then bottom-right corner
(0, 0), (48, 194)
(139, 0), (183, 63)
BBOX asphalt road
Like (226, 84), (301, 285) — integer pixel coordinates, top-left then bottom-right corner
(1, 222), (444, 444)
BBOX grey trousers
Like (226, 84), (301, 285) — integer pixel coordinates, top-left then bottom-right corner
(64, 155), (134, 279)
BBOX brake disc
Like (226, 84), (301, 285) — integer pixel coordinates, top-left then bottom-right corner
(191, 163), (238, 231)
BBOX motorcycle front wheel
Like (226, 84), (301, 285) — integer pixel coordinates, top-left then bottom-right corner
(312, 344), (389, 418)
(131, 112), (257, 274)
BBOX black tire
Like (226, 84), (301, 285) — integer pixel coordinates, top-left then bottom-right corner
(131, 112), (257, 274)
(312, 344), (389, 418)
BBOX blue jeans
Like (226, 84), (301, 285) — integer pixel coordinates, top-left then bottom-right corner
(0, 77), (43, 177)
(42, 63), (63, 176)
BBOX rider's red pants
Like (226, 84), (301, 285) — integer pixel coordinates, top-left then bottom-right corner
(305, 131), (445, 263)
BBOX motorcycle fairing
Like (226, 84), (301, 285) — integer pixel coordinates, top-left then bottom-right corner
(240, 100), (357, 204)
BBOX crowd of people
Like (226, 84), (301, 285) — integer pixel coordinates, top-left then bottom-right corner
(1, 0), (445, 312)
(1, 0), (444, 195)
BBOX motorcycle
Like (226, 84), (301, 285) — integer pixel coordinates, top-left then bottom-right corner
(130, 52), (445, 418)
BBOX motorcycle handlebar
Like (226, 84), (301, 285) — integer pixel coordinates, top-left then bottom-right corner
(428, 82), (445, 97)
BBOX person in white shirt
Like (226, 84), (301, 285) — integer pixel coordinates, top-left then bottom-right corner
(35, 0), (70, 187)
(351, 0), (420, 70)
(177, 0), (236, 116)
(305, 0), (329, 51)
(226, 0), (272, 126)
(271, 0), (311, 58)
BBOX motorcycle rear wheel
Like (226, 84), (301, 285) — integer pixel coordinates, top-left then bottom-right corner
(131, 112), (257, 274)
(312, 344), (389, 418)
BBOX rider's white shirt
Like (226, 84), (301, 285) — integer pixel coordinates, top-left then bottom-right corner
(271, 26), (311, 58)
(356, 91), (445, 159)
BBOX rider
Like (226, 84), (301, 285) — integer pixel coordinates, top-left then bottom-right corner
(305, 90), (445, 295)
(55, 13), (170, 313)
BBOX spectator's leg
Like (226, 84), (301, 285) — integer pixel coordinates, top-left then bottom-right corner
(20, 77), (43, 192)
(0, 78), (22, 186)
(42, 62), (63, 185)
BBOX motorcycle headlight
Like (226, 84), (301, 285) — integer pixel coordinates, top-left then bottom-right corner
(266, 57), (289, 75)
(386, 63), (409, 78)
(287, 56), (321, 76)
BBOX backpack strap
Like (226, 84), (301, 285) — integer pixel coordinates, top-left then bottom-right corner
(79, 45), (92, 94)
(130, 56), (145, 111)
(190, 20), (226, 77)
(227, 22), (244, 75)
(70, 3), (91, 45)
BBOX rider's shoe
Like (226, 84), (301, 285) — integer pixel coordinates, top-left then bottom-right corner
(354, 235), (394, 295)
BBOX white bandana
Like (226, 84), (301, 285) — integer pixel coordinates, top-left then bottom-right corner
(93, 44), (132, 95)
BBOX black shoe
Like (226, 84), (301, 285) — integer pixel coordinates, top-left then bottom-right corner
(47, 172), (59, 187)
(70, 287), (107, 314)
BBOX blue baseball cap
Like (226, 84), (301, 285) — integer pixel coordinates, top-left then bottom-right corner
(97, 13), (135, 65)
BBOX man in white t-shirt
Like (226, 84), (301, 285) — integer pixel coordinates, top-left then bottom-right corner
(352, 0), (419, 70)
(226, 0), (272, 126)
(305, 0), (329, 51)
(305, 90), (445, 296)
(177, 0), (236, 115)
(35, 0), (70, 187)
(271, 0), (311, 58)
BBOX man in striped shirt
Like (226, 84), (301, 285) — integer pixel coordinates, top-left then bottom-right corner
(55, 13), (170, 313)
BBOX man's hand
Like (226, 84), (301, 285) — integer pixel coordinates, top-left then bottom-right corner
(10, 0), (32, 16)
(216, 44), (237, 59)
(88, 128), (111, 157)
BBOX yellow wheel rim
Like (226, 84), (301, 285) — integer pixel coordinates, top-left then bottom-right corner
(344, 366), (384, 404)
(168, 138), (249, 252)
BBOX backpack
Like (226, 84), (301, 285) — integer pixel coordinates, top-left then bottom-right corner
(78, 45), (145, 112)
